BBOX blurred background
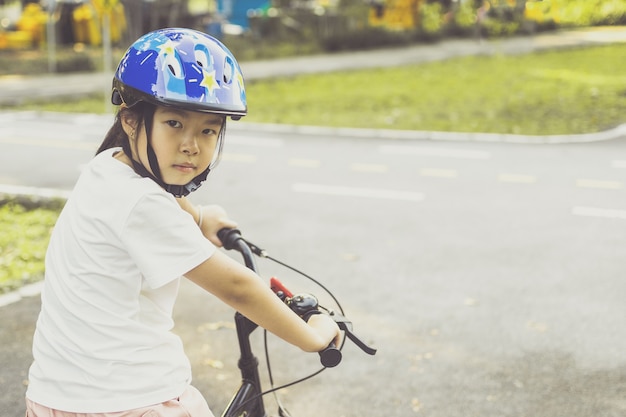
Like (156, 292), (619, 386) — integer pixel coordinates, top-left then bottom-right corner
(1, 0), (624, 74)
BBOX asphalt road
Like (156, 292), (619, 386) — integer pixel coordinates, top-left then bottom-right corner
(1, 112), (625, 417)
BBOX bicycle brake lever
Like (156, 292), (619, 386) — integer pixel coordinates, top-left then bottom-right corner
(345, 329), (377, 356)
(329, 312), (377, 356)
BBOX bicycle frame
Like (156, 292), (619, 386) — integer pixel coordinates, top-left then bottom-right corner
(220, 237), (273, 417)
(217, 228), (376, 417)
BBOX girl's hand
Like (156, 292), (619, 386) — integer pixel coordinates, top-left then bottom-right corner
(197, 204), (238, 247)
(306, 314), (342, 352)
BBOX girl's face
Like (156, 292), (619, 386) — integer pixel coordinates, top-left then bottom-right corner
(127, 106), (224, 185)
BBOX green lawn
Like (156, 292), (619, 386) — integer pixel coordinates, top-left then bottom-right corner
(0, 203), (60, 294)
(5, 44), (626, 135)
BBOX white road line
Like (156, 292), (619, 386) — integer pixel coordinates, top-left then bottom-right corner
(227, 136), (284, 147)
(611, 160), (626, 168)
(572, 206), (626, 220)
(420, 168), (458, 178)
(380, 145), (491, 160)
(221, 153), (257, 163)
(0, 136), (95, 150)
(575, 179), (623, 190)
(0, 281), (44, 308)
(289, 158), (321, 168)
(498, 174), (537, 184)
(292, 183), (423, 201)
(350, 163), (388, 173)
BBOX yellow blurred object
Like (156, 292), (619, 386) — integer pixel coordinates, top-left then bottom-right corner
(74, 4), (101, 45)
(0, 30), (33, 50)
(0, 0), (126, 50)
(90, 0), (127, 44)
(69, 1), (127, 46)
(14, 3), (47, 48)
(524, 0), (560, 24)
(369, 0), (421, 30)
(91, 0), (120, 13)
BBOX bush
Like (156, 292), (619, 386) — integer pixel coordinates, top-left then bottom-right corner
(450, 0), (478, 37)
(419, 2), (445, 40)
(526, 0), (626, 27)
(55, 51), (95, 73)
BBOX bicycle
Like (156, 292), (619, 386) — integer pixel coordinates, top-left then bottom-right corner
(216, 228), (377, 417)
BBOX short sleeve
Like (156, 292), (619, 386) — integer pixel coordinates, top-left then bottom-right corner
(121, 192), (215, 289)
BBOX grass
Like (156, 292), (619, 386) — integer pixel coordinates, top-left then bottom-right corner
(4, 44), (626, 135)
(0, 203), (60, 294)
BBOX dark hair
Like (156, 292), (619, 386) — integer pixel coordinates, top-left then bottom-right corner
(95, 102), (156, 157)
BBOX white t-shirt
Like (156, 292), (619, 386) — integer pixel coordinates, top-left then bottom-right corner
(27, 148), (216, 413)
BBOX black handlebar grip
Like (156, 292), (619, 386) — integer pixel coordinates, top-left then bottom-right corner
(319, 342), (342, 368)
(217, 228), (242, 250)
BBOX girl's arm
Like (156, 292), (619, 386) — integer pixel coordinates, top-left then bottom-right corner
(184, 250), (341, 352)
(176, 197), (237, 247)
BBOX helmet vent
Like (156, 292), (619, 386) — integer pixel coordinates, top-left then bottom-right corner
(223, 56), (234, 83)
(164, 53), (183, 78)
(195, 49), (209, 69)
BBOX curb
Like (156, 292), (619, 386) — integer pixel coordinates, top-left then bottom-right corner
(4, 110), (625, 145)
(0, 281), (44, 308)
(228, 121), (626, 144)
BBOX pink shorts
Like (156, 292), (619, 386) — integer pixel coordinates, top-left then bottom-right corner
(25, 385), (215, 417)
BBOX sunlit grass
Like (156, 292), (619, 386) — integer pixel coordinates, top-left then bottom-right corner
(0, 203), (60, 293)
(244, 44), (626, 135)
(4, 44), (626, 135)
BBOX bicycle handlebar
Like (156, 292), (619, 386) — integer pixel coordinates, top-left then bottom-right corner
(217, 228), (376, 368)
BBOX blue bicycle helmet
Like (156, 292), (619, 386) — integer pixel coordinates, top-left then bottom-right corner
(111, 28), (247, 197)
(112, 27), (247, 120)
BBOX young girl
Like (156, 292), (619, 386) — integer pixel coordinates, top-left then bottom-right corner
(25, 28), (340, 417)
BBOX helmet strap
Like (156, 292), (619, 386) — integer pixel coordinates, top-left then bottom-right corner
(126, 152), (210, 198)
(123, 126), (210, 198)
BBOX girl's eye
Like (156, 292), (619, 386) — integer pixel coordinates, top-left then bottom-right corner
(203, 128), (217, 135)
(166, 120), (182, 128)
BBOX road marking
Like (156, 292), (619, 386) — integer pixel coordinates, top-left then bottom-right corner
(498, 174), (537, 184)
(0, 281), (44, 308)
(221, 153), (257, 163)
(575, 179), (622, 190)
(380, 145), (491, 160)
(611, 160), (626, 168)
(292, 183), (423, 201)
(420, 168), (457, 178)
(572, 206), (626, 220)
(350, 163), (388, 173)
(0, 136), (95, 150)
(289, 158), (321, 168)
(227, 136), (284, 147)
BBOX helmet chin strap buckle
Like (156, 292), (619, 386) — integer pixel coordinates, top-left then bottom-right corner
(162, 168), (210, 198)
(129, 155), (210, 198)
(184, 181), (202, 194)
(164, 180), (201, 198)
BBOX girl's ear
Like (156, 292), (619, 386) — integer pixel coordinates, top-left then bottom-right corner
(119, 106), (138, 139)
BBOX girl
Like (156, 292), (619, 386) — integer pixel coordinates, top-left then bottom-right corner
(25, 28), (340, 417)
